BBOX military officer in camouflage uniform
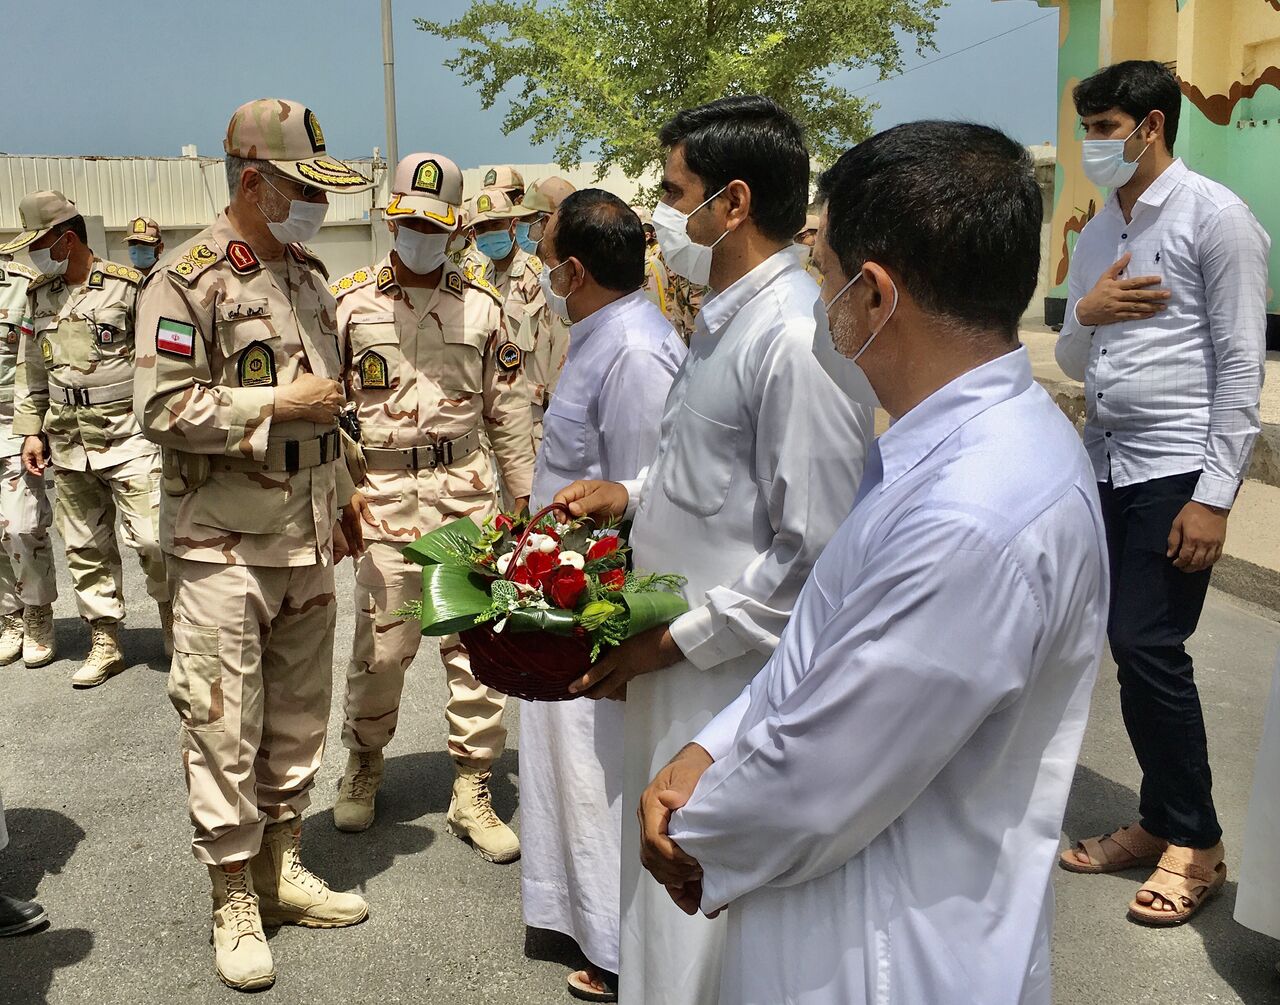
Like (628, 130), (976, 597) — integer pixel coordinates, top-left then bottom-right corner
(447, 201), (496, 284)
(664, 270), (707, 344)
(633, 205), (671, 315)
(125, 217), (165, 276)
(794, 211), (823, 285)
(0, 256), (56, 668)
(330, 154), (534, 863)
(133, 98), (371, 993)
(0, 192), (167, 688)
(482, 164), (526, 203)
(520, 177), (575, 435)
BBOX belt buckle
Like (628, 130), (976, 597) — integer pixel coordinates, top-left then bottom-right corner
(73, 387), (88, 407)
(440, 439), (454, 466)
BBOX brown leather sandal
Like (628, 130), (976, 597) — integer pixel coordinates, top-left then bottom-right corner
(1127, 844), (1227, 927)
(1059, 824), (1168, 874)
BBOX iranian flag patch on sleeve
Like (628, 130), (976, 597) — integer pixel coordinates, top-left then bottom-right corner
(157, 317), (196, 358)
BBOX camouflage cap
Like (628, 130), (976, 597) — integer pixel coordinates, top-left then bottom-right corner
(223, 98), (372, 194)
(386, 153), (463, 231)
(797, 213), (820, 235)
(469, 187), (536, 225)
(0, 190), (80, 254)
(522, 176), (577, 215)
(480, 165), (524, 194)
(126, 216), (162, 245)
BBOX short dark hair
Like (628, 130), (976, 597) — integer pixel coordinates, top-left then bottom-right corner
(548, 189), (644, 293)
(818, 121), (1041, 340)
(1074, 60), (1181, 151)
(659, 95), (808, 243)
(50, 215), (88, 246)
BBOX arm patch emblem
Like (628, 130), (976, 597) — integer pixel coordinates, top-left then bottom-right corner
(237, 341), (277, 387)
(156, 317), (196, 358)
(496, 341), (523, 373)
(360, 351), (389, 389)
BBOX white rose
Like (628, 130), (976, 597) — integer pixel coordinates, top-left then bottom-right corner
(496, 552), (514, 575)
(534, 534), (559, 554)
(557, 550), (585, 570)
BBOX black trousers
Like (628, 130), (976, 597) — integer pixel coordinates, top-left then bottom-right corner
(1099, 471), (1221, 849)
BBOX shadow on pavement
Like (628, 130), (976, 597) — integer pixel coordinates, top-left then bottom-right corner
(299, 749), (519, 893)
(0, 807), (92, 1004)
(524, 925), (586, 971)
(1061, 764), (1140, 847)
(1193, 881), (1280, 1000)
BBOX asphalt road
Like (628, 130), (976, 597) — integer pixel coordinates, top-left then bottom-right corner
(2, 544), (1280, 1004)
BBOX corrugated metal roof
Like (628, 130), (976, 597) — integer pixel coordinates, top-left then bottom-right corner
(0, 155), (385, 230)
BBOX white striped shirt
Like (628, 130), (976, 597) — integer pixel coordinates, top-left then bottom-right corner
(1055, 158), (1270, 508)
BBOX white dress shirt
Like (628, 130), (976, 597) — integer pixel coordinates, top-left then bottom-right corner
(616, 249), (875, 1005)
(670, 348), (1110, 1005)
(1055, 158), (1270, 508)
(521, 288), (683, 974)
(530, 290), (685, 506)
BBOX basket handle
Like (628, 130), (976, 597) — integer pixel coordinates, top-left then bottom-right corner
(504, 502), (572, 581)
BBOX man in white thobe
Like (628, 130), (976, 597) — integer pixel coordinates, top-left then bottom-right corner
(519, 191), (685, 1000)
(640, 122), (1110, 1004)
(556, 96), (873, 1004)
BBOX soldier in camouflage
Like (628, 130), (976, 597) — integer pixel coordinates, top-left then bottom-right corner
(482, 164), (526, 203)
(633, 205), (671, 315)
(664, 271), (707, 345)
(125, 216), (165, 276)
(330, 153), (534, 863)
(0, 191), (167, 689)
(447, 201), (496, 285)
(520, 177), (576, 442)
(133, 98), (372, 993)
(794, 212), (823, 286)
(0, 255), (57, 668)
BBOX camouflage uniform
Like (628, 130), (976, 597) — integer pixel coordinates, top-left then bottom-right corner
(643, 241), (670, 315)
(494, 247), (552, 433)
(449, 238), (496, 286)
(334, 253), (533, 765)
(664, 272), (707, 345)
(134, 205), (364, 863)
(15, 258), (165, 623)
(0, 262), (55, 619)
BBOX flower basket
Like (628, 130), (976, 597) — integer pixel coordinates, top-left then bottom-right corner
(400, 503), (688, 701)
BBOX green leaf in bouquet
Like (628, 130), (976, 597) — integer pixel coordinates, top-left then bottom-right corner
(402, 517), (484, 569)
(418, 563), (497, 636)
(505, 607), (580, 636)
(619, 589), (690, 639)
(579, 599), (625, 630)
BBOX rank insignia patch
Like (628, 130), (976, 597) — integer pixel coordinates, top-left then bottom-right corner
(476, 194), (493, 215)
(87, 271), (105, 289)
(360, 351), (389, 389)
(484, 169), (498, 186)
(226, 241), (261, 275)
(157, 317), (196, 357)
(132, 218), (148, 235)
(305, 109), (326, 152)
(496, 341), (522, 373)
(445, 272), (463, 295)
(238, 341), (276, 387)
(413, 160), (442, 194)
(94, 323), (120, 346)
(39, 336), (53, 363)
(376, 266), (395, 292)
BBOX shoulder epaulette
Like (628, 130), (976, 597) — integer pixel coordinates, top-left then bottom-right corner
(289, 243), (329, 280)
(28, 272), (58, 292)
(3, 262), (41, 283)
(166, 241), (224, 286)
(524, 253), (544, 275)
(96, 260), (143, 286)
(330, 266), (378, 299)
(466, 272), (503, 305)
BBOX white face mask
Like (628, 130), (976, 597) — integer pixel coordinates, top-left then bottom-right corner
(259, 175), (328, 245)
(651, 186), (728, 286)
(30, 236), (69, 278)
(393, 226), (449, 275)
(1081, 118), (1150, 189)
(811, 295), (879, 408)
(539, 260), (572, 322)
(825, 269), (899, 365)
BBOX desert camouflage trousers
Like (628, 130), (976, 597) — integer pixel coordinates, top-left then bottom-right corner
(343, 541), (507, 768)
(0, 454), (56, 615)
(168, 556), (337, 865)
(53, 450), (165, 622)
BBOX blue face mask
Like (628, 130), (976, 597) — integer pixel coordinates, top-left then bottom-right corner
(128, 244), (157, 269)
(475, 229), (515, 262)
(514, 222), (539, 255)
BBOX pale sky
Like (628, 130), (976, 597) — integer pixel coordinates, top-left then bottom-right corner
(1, 1), (1060, 164)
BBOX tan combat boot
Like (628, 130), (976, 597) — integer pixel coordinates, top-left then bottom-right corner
(208, 862), (275, 992)
(447, 765), (520, 864)
(23, 604), (55, 668)
(0, 613), (22, 666)
(71, 619), (124, 689)
(251, 820), (368, 928)
(333, 750), (384, 833)
(159, 601), (175, 658)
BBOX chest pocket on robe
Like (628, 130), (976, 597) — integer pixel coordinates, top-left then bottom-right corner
(86, 304), (131, 359)
(439, 324), (487, 395)
(216, 299), (281, 387)
(348, 315), (401, 393)
(542, 398), (589, 471)
(661, 402), (740, 517)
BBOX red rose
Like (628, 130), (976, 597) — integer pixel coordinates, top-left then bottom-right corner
(495, 514), (516, 532)
(510, 564), (537, 587)
(546, 567), (588, 609)
(587, 536), (620, 561)
(600, 568), (626, 591)
(522, 550), (557, 585)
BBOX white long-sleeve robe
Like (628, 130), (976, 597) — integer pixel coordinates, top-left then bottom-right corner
(521, 291), (685, 972)
(669, 348), (1109, 1005)
(617, 250), (874, 1004)
(1235, 652), (1280, 941)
